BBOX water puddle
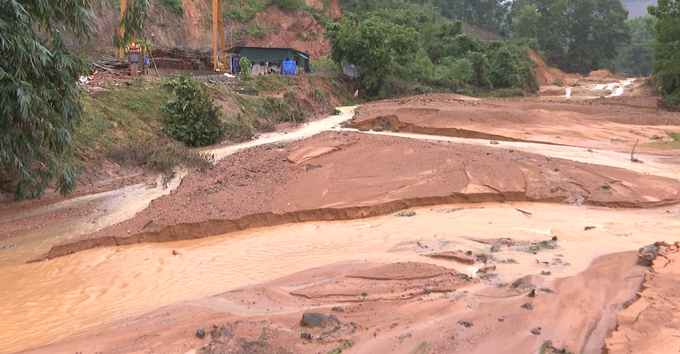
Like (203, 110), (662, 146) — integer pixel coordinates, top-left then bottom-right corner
(0, 203), (678, 353)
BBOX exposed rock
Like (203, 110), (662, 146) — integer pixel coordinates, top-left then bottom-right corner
(531, 327), (542, 335)
(425, 251), (475, 264)
(331, 306), (344, 312)
(458, 320), (473, 328)
(397, 333), (412, 339)
(491, 244), (501, 253)
(521, 303), (534, 310)
(299, 313), (339, 328)
(196, 329), (205, 339)
(636, 243), (663, 266)
(300, 332), (311, 340)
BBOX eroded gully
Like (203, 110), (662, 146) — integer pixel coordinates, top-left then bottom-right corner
(1, 105), (679, 353)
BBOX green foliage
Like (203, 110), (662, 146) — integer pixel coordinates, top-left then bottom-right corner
(0, 0), (91, 199)
(159, 0), (184, 15)
(243, 74), (293, 91)
(667, 131), (680, 141)
(246, 26), (267, 38)
(612, 15), (656, 76)
(239, 56), (251, 78)
(161, 76), (226, 147)
(326, 16), (397, 95)
(226, 0), (270, 22)
(649, 0), (680, 106)
(272, 0), (304, 11)
(114, 0), (150, 51)
(509, 0), (630, 73)
(554, 79), (564, 86)
(326, 5), (537, 98)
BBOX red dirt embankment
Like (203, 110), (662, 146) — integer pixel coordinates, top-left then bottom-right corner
(25, 252), (646, 354)
(36, 131), (680, 261)
(605, 242), (680, 353)
(529, 49), (580, 87)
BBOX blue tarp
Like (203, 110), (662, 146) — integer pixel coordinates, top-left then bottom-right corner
(281, 60), (297, 76)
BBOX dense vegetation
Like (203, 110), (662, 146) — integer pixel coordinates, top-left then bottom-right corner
(327, 1), (538, 98)
(612, 15), (657, 77)
(161, 76), (226, 147)
(0, 0), (91, 199)
(508, 0), (630, 74)
(649, 0), (680, 106)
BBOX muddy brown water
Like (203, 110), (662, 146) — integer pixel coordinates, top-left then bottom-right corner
(1, 102), (680, 353)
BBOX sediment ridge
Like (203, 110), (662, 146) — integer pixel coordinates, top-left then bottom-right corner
(34, 131), (680, 261)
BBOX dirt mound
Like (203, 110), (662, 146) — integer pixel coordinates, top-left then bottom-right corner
(36, 131), (680, 260)
(605, 242), (680, 354)
(529, 49), (580, 86)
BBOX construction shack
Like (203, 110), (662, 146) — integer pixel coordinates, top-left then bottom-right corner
(225, 46), (310, 76)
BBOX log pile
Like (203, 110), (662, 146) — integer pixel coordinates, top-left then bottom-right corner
(93, 56), (129, 72)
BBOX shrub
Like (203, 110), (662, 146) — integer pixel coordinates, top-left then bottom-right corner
(159, 0), (184, 15)
(554, 79), (563, 86)
(272, 0), (303, 11)
(161, 75), (225, 147)
(246, 26), (267, 38)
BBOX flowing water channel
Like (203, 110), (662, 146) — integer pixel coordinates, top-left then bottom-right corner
(1, 101), (679, 353)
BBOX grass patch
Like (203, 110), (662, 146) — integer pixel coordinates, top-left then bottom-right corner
(77, 85), (169, 153)
(77, 82), (211, 178)
(519, 239), (558, 253)
(667, 131), (680, 141)
(224, 91), (306, 141)
(107, 139), (212, 176)
(509, 275), (532, 291)
(243, 74), (294, 91)
(409, 342), (427, 354)
(326, 340), (354, 354)
(553, 79), (563, 86)
(485, 88), (526, 98)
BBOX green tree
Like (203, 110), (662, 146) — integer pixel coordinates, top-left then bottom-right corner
(649, 0), (680, 105)
(114, 0), (150, 52)
(161, 76), (226, 147)
(0, 0), (91, 199)
(613, 15), (657, 76)
(514, 4), (542, 39)
(510, 0), (629, 73)
(326, 16), (394, 95)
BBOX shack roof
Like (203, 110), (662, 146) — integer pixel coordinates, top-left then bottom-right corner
(224, 46), (310, 58)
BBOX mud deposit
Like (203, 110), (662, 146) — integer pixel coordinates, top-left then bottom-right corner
(3, 93), (680, 354)
(37, 131), (680, 261)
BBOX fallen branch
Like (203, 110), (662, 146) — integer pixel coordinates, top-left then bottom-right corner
(514, 207), (532, 216)
(631, 138), (642, 163)
(92, 62), (116, 72)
